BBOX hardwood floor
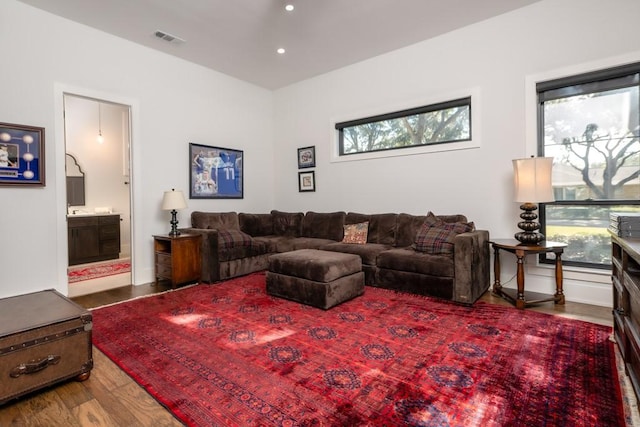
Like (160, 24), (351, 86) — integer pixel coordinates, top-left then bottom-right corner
(0, 282), (623, 426)
(0, 281), (184, 427)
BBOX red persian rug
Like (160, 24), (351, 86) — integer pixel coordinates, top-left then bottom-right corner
(68, 257), (131, 283)
(91, 272), (625, 426)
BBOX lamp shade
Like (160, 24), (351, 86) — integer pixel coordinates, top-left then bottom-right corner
(161, 189), (187, 211)
(512, 157), (554, 203)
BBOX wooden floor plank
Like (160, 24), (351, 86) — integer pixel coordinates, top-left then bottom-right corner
(70, 399), (118, 427)
(0, 401), (28, 427)
(22, 390), (80, 427)
(89, 349), (138, 391)
(111, 382), (183, 427)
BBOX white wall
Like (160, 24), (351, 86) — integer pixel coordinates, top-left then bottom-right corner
(272, 0), (640, 306)
(0, 0), (274, 298)
(3, 0), (639, 306)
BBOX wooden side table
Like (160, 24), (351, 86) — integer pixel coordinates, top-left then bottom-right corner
(153, 234), (202, 288)
(490, 239), (567, 309)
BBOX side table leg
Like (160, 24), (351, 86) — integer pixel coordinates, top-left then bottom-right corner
(554, 252), (565, 305)
(492, 245), (502, 294)
(515, 252), (526, 309)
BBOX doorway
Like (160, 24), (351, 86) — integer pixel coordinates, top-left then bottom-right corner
(63, 94), (133, 297)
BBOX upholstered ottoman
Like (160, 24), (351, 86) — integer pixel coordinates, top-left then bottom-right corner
(266, 249), (364, 309)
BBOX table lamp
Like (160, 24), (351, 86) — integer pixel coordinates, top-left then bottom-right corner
(161, 189), (187, 236)
(512, 156), (554, 244)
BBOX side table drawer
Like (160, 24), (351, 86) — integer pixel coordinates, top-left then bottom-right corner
(156, 263), (172, 279)
(156, 253), (171, 267)
(156, 253), (172, 279)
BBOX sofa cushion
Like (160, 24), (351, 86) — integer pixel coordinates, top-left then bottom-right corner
(321, 242), (392, 265)
(191, 211), (239, 230)
(239, 213), (273, 236)
(395, 213), (428, 247)
(290, 237), (338, 251)
(253, 236), (335, 253)
(301, 211), (346, 241)
(342, 221), (369, 244)
(377, 248), (454, 277)
(346, 213), (397, 245)
(271, 210), (303, 236)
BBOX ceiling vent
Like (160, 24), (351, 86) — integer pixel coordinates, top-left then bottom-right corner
(154, 30), (185, 44)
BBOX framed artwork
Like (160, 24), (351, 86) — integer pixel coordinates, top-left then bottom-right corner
(190, 143), (243, 199)
(297, 146), (315, 169)
(0, 122), (45, 186)
(298, 171), (315, 192)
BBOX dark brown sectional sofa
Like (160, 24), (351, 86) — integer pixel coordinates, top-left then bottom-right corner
(180, 210), (490, 304)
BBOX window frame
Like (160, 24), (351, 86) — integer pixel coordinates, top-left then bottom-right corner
(334, 96), (472, 158)
(536, 61), (640, 269)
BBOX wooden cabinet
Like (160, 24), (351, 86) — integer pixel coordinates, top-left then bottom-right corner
(611, 233), (640, 402)
(68, 215), (121, 266)
(154, 234), (201, 288)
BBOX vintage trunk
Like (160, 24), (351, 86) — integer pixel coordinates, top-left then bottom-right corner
(0, 289), (93, 405)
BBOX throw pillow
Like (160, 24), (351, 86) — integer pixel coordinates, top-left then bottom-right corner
(423, 211), (443, 227)
(342, 221), (369, 244)
(413, 220), (475, 254)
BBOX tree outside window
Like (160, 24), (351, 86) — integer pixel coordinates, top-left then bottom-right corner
(336, 98), (471, 156)
(539, 65), (640, 268)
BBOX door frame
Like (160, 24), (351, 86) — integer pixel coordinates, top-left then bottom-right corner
(54, 83), (141, 296)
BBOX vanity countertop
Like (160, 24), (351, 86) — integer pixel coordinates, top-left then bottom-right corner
(67, 212), (119, 218)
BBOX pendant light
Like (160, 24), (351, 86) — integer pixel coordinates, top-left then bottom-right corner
(97, 102), (104, 144)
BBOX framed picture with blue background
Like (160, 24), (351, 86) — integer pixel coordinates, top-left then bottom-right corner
(190, 143), (243, 199)
(0, 122), (45, 186)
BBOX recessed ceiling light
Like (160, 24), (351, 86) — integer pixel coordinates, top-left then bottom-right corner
(285, 4), (294, 12)
(277, 48), (286, 54)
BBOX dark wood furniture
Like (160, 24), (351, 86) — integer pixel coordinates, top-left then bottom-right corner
(153, 234), (202, 288)
(491, 239), (567, 309)
(611, 232), (640, 402)
(0, 290), (93, 405)
(68, 214), (121, 266)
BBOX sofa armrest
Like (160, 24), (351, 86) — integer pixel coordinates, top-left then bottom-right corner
(180, 227), (221, 283)
(452, 229), (490, 304)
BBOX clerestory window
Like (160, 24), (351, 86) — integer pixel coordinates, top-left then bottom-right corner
(335, 97), (471, 156)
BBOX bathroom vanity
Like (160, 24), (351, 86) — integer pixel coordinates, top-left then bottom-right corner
(68, 214), (121, 266)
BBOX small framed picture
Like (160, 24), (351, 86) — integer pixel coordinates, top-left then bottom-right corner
(297, 146), (315, 169)
(0, 122), (45, 186)
(298, 171), (315, 192)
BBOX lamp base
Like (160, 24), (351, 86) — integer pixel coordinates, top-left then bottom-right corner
(514, 231), (545, 244)
(168, 209), (181, 237)
(514, 202), (545, 244)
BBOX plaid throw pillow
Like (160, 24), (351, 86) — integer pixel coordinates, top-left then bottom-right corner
(218, 230), (255, 250)
(342, 221), (369, 244)
(413, 219), (475, 254)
